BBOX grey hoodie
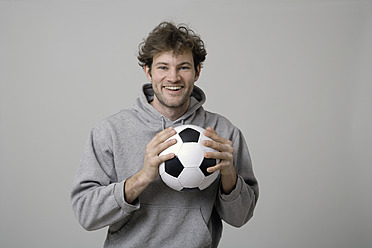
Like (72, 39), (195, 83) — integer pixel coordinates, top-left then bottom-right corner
(71, 83), (259, 248)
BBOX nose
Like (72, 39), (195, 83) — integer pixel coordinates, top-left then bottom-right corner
(167, 68), (181, 82)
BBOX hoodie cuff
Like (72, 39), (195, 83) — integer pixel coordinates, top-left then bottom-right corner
(219, 175), (243, 202)
(114, 180), (140, 212)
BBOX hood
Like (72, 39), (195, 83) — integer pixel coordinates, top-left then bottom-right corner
(133, 83), (206, 130)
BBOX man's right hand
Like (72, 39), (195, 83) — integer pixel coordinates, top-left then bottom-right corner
(124, 127), (177, 203)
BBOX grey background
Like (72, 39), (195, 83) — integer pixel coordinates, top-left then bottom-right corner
(1, 0), (371, 247)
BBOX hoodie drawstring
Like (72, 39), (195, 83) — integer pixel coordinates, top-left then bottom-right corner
(161, 116), (166, 130)
(161, 117), (185, 130)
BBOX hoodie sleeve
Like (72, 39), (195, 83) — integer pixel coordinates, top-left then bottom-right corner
(70, 126), (139, 231)
(215, 129), (259, 227)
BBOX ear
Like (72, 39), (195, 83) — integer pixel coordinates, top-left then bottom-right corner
(194, 64), (201, 81)
(144, 65), (152, 81)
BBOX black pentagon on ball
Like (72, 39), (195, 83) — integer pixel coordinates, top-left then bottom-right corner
(199, 158), (217, 176)
(181, 187), (200, 192)
(178, 128), (200, 143)
(164, 156), (184, 177)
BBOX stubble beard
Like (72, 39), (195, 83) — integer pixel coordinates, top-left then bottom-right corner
(154, 91), (190, 110)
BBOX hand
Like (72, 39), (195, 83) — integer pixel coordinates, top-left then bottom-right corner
(202, 127), (237, 194)
(142, 127), (177, 182)
(202, 127), (235, 175)
(124, 127), (176, 203)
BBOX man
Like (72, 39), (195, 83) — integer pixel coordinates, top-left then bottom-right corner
(71, 22), (259, 248)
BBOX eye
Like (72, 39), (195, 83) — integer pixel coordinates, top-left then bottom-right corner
(157, 66), (167, 70)
(179, 66), (190, 70)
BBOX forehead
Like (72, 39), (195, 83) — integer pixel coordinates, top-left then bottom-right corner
(153, 50), (194, 65)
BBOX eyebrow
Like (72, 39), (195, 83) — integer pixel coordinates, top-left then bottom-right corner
(154, 62), (193, 67)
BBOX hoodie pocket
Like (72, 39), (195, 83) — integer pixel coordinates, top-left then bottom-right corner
(106, 204), (212, 248)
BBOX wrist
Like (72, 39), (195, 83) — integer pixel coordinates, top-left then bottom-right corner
(220, 169), (237, 195)
(124, 170), (153, 204)
(129, 170), (152, 193)
(220, 165), (236, 177)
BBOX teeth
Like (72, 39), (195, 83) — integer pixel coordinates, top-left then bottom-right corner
(164, 86), (182, 90)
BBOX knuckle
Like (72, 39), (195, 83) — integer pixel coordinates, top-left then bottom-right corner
(154, 132), (162, 139)
(220, 160), (228, 167)
(146, 143), (152, 151)
(163, 139), (175, 149)
(224, 152), (231, 160)
(155, 156), (163, 164)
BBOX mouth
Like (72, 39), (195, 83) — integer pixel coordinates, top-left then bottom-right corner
(163, 86), (183, 91)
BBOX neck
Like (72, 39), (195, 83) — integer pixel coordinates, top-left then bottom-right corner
(150, 100), (190, 121)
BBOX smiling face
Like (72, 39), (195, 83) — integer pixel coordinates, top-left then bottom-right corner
(145, 50), (201, 120)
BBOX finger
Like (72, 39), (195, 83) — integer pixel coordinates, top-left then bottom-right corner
(203, 139), (234, 156)
(207, 165), (219, 173)
(146, 128), (176, 157)
(158, 127), (176, 142)
(203, 139), (225, 152)
(149, 127), (176, 147)
(204, 127), (230, 145)
(158, 152), (175, 163)
(157, 138), (177, 155)
(204, 127), (217, 139)
(204, 150), (233, 161)
(206, 160), (229, 173)
(206, 126), (215, 132)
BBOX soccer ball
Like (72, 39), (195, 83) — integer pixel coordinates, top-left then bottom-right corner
(159, 125), (220, 191)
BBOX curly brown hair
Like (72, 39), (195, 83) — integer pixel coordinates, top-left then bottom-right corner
(137, 22), (207, 73)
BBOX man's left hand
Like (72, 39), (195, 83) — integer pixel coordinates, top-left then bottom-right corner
(203, 127), (237, 194)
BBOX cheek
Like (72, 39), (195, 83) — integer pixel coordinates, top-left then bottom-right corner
(151, 72), (165, 82)
(152, 76), (163, 85)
